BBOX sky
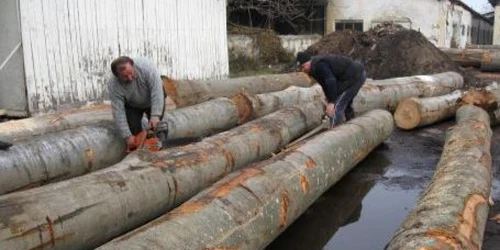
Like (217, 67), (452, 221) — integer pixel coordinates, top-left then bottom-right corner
(461, 0), (494, 13)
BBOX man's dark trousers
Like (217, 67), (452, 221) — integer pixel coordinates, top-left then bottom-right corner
(332, 70), (367, 125)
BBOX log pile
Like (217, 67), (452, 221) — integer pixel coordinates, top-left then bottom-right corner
(387, 105), (493, 250)
(0, 102), (324, 250)
(97, 109), (394, 250)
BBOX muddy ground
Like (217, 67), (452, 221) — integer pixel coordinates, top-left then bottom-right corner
(267, 121), (500, 250)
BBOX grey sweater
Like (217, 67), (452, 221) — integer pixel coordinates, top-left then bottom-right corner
(107, 57), (165, 138)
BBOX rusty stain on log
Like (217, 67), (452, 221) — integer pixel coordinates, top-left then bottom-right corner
(211, 168), (264, 198)
(85, 148), (94, 173)
(299, 173), (309, 194)
(231, 93), (254, 124)
(457, 194), (487, 249)
(162, 76), (179, 105)
(425, 229), (461, 249)
(305, 157), (316, 169)
(280, 190), (289, 228)
(223, 150), (236, 174)
(46, 216), (55, 247)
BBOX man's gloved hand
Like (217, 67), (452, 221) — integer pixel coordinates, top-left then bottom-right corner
(149, 116), (160, 130)
(126, 135), (137, 150)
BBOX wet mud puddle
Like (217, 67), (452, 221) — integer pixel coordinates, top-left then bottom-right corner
(268, 122), (500, 250)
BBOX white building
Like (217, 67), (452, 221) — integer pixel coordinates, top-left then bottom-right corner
(0, 0), (229, 116)
(325, 0), (493, 48)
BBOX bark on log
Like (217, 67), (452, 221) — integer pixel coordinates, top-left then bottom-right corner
(354, 72), (464, 114)
(394, 90), (463, 130)
(0, 123), (125, 194)
(97, 109), (394, 250)
(0, 102), (324, 250)
(162, 72), (314, 109)
(440, 48), (487, 67)
(386, 105), (493, 250)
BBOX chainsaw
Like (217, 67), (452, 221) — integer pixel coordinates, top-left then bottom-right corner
(126, 129), (162, 153)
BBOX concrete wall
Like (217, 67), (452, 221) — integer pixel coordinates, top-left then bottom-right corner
(326, 0), (485, 48)
(19, 0), (229, 115)
(228, 34), (322, 59)
(0, 0), (27, 116)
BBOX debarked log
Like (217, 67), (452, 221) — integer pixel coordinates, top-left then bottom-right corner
(97, 109), (394, 250)
(386, 105), (492, 250)
(394, 90), (463, 130)
(0, 102), (324, 250)
(0, 123), (125, 195)
(162, 72), (314, 108)
(354, 72), (464, 114)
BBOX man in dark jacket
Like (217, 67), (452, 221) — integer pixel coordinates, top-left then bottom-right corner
(296, 51), (366, 127)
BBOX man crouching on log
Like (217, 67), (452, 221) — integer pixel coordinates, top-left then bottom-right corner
(108, 56), (169, 151)
(296, 51), (366, 127)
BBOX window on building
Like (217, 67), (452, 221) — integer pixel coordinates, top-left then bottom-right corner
(461, 25), (465, 36)
(335, 20), (363, 32)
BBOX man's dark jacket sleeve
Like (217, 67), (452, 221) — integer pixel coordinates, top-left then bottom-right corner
(315, 62), (339, 103)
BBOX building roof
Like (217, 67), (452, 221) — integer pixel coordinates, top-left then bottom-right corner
(452, 0), (493, 25)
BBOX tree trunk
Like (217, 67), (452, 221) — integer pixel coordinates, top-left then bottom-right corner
(460, 87), (500, 126)
(96, 109), (394, 250)
(162, 72), (313, 109)
(0, 102), (324, 250)
(440, 48), (487, 67)
(394, 90), (463, 130)
(0, 123), (125, 195)
(481, 51), (500, 72)
(0, 105), (112, 142)
(354, 72), (464, 114)
(386, 105), (493, 250)
(167, 85), (324, 140)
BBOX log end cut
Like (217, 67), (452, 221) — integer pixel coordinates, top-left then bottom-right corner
(460, 89), (498, 110)
(394, 98), (422, 130)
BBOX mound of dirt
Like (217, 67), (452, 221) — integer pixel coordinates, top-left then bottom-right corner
(305, 22), (475, 85)
(228, 24), (292, 65)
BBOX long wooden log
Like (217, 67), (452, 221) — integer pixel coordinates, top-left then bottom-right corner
(354, 72), (464, 114)
(466, 45), (500, 50)
(0, 102), (324, 250)
(167, 85), (324, 140)
(461, 87), (500, 126)
(0, 105), (112, 142)
(394, 90), (463, 130)
(0, 123), (125, 195)
(162, 72), (314, 109)
(440, 48), (487, 67)
(97, 109), (394, 250)
(386, 105), (493, 250)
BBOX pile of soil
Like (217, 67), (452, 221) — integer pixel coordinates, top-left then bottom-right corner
(228, 24), (292, 65)
(305, 22), (475, 84)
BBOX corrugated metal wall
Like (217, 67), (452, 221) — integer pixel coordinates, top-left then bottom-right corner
(19, 0), (229, 115)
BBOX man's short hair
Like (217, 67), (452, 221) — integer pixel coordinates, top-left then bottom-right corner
(111, 56), (134, 77)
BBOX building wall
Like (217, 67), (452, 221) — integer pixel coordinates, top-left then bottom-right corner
(19, 0), (229, 115)
(227, 35), (322, 60)
(0, 0), (27, 116)
(326, 0), (488, 48)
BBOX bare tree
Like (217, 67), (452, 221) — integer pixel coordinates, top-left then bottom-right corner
(227, 0), (316, 30)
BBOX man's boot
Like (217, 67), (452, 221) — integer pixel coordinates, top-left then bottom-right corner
(156, 121), (169, 149)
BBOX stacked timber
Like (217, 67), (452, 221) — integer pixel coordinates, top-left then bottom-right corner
(0, 73), (315, 142)
(97, 109), (394, 250)
(0, 102), (324, 250)
(353, 71), (463, 114)
(387, 105), (493, 250)
(0, 85), (324, 195)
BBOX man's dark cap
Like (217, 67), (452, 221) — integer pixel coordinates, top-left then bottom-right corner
(296, 51), (312, 65)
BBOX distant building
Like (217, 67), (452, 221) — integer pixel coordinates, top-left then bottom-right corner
(325, 0), (493, 48)
(0, 0), (229, 116)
